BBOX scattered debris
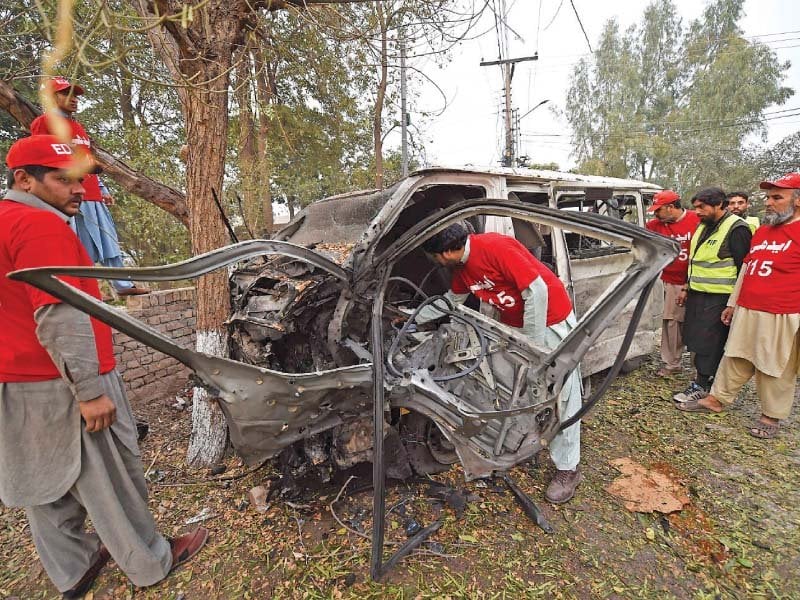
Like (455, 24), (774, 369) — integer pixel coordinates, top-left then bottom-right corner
(146, 468), (165, 483)
(185, 507), (216, 525)
(606, 457), (690, 513)
(499, 473), (554, 534)
(248, 485), (270, 513)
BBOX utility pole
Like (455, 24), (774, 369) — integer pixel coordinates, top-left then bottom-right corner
(480, 54), (538, 167)
(399, 27), (409, 177)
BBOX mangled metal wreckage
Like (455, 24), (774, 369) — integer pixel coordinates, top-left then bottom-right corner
(12, 184), (678, 577)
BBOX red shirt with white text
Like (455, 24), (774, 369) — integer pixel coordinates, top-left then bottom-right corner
(645, 210), (700, 285)
(737, 220), (800, 314)
(451, 233), (572, 328)
(0, 199), (115, 381)
(30, 115), (103, 201)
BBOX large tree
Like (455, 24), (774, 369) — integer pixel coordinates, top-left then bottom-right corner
(2, 0), (481, 467)
(565, 0), (793, 194)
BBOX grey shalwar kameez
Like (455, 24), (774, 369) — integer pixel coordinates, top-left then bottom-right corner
(0, 191), (171, 593)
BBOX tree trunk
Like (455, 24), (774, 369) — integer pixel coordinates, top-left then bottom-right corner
(235, 47), (261, 236)
(253, 44), (275, 235)
(140, 0), (246, 466)
(372, 1), (388, 189)
(182, 52), (240, 468)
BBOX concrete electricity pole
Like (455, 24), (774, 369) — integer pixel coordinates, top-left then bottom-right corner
(480, 53), (538, 167)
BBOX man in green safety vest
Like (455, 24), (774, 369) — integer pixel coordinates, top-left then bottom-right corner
(673, 187), (752, 404)
(727, 191), (760, 233)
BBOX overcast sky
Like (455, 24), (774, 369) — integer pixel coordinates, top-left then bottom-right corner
(400, 0), (800, 172)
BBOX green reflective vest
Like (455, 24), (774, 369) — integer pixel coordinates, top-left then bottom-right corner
(745, 215), (760, 233)
(688, 213), (748, 294)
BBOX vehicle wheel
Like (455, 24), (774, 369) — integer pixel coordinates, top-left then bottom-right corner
(401, 412), (458, 475)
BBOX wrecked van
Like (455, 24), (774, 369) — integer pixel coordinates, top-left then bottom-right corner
(12, 165), (676, 576)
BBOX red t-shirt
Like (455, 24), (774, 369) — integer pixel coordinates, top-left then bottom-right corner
(451, 233), (572, 328)
(737, 220), (800, 314)
(0, 199), (115, 382)
(645, 210), (700, 285)
(30, 114), (103, 201)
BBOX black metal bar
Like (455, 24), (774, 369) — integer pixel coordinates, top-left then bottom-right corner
(558, 278), (656, 432)
(370, 269), (389, 580)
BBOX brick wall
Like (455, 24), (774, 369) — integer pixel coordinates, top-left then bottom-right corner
(113, 287), (196, 401)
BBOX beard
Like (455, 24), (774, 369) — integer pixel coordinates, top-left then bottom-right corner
(763, 205), (795, 226)
(700, 214), (718, 226)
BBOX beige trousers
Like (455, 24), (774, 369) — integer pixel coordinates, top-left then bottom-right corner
(711, 331), (800, 420)
(661, 282), (686, 369)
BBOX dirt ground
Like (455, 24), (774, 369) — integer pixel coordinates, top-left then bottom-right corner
(2, 352), (798, 599)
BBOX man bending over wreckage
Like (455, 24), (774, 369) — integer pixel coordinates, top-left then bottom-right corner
(413, 222), (582, 504)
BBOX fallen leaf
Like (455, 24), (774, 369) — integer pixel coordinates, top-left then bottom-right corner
(605, 457), (690, 513)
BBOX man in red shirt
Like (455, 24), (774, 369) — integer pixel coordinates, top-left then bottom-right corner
(30, 76), (148, 296)
(0, 136), (205, 598)
(419, 223), (581, 504)
(677, 173), (800, 438)
(645, 190), (700, 376)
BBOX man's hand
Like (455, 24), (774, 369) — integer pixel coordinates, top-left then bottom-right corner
(79, 394), (117, 432)
(102, 194), (115, 206)
(721, 306), (735, 326)
(676, 289), (688, 307)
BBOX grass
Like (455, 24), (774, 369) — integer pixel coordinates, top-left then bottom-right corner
(1, 352), (798, 599)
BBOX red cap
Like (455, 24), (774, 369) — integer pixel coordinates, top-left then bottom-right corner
(6, 135), (79, 170)
(647, 190), (681, 212)
(759, 172), (800, 190)
(44, 76), (85, 96)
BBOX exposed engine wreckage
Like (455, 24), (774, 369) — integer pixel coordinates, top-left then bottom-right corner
(11, 198), (678, 577)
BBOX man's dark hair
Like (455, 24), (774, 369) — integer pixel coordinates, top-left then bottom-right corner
(422, 222), (469, 254)
(691, 187), (726, 207)
(726, 191), (749, 202)
(6, 165), (56, 189)
(667, 200), (682, 209)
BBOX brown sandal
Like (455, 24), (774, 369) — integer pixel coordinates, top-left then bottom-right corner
(748, 419), (780, 439)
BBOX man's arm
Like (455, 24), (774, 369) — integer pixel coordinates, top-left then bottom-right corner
(414, 290), (469, 324)
(728, 225), (752, 271)
(35, 303), (116, 432)
(520, 277), (548, 346)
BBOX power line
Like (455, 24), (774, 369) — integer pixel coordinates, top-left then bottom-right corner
(543, 0), (565, 31)
(569, 0), (593, 53)
(521, 111), (800, 139)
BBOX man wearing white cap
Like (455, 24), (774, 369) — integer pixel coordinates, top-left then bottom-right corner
(645, 190), (700, 376)
(30, 76), (148, 296)
(676, 173), (800, 439)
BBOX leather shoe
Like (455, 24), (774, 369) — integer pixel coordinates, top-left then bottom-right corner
(545, 468), (583, 504)
(62, 546), (110, 599)
(169, 527), (209, 573)
(116, 285), (150, 296)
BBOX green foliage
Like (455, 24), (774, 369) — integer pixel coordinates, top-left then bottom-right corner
(565, 0), (793, 196)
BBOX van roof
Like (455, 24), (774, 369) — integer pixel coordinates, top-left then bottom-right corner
(411, 164), (662, 190)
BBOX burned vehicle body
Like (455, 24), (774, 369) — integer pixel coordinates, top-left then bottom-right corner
(12, 167), (677, 485)
(12, 167), (678, 577)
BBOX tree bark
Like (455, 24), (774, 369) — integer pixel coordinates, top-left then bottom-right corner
(253, 43), (275, 234)
(0, 79), (189, 225)
(140, 0), (247, 466)
(372, 1), (388, 189)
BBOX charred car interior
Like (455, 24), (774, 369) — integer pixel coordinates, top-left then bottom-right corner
(10, 167), (678, 578)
